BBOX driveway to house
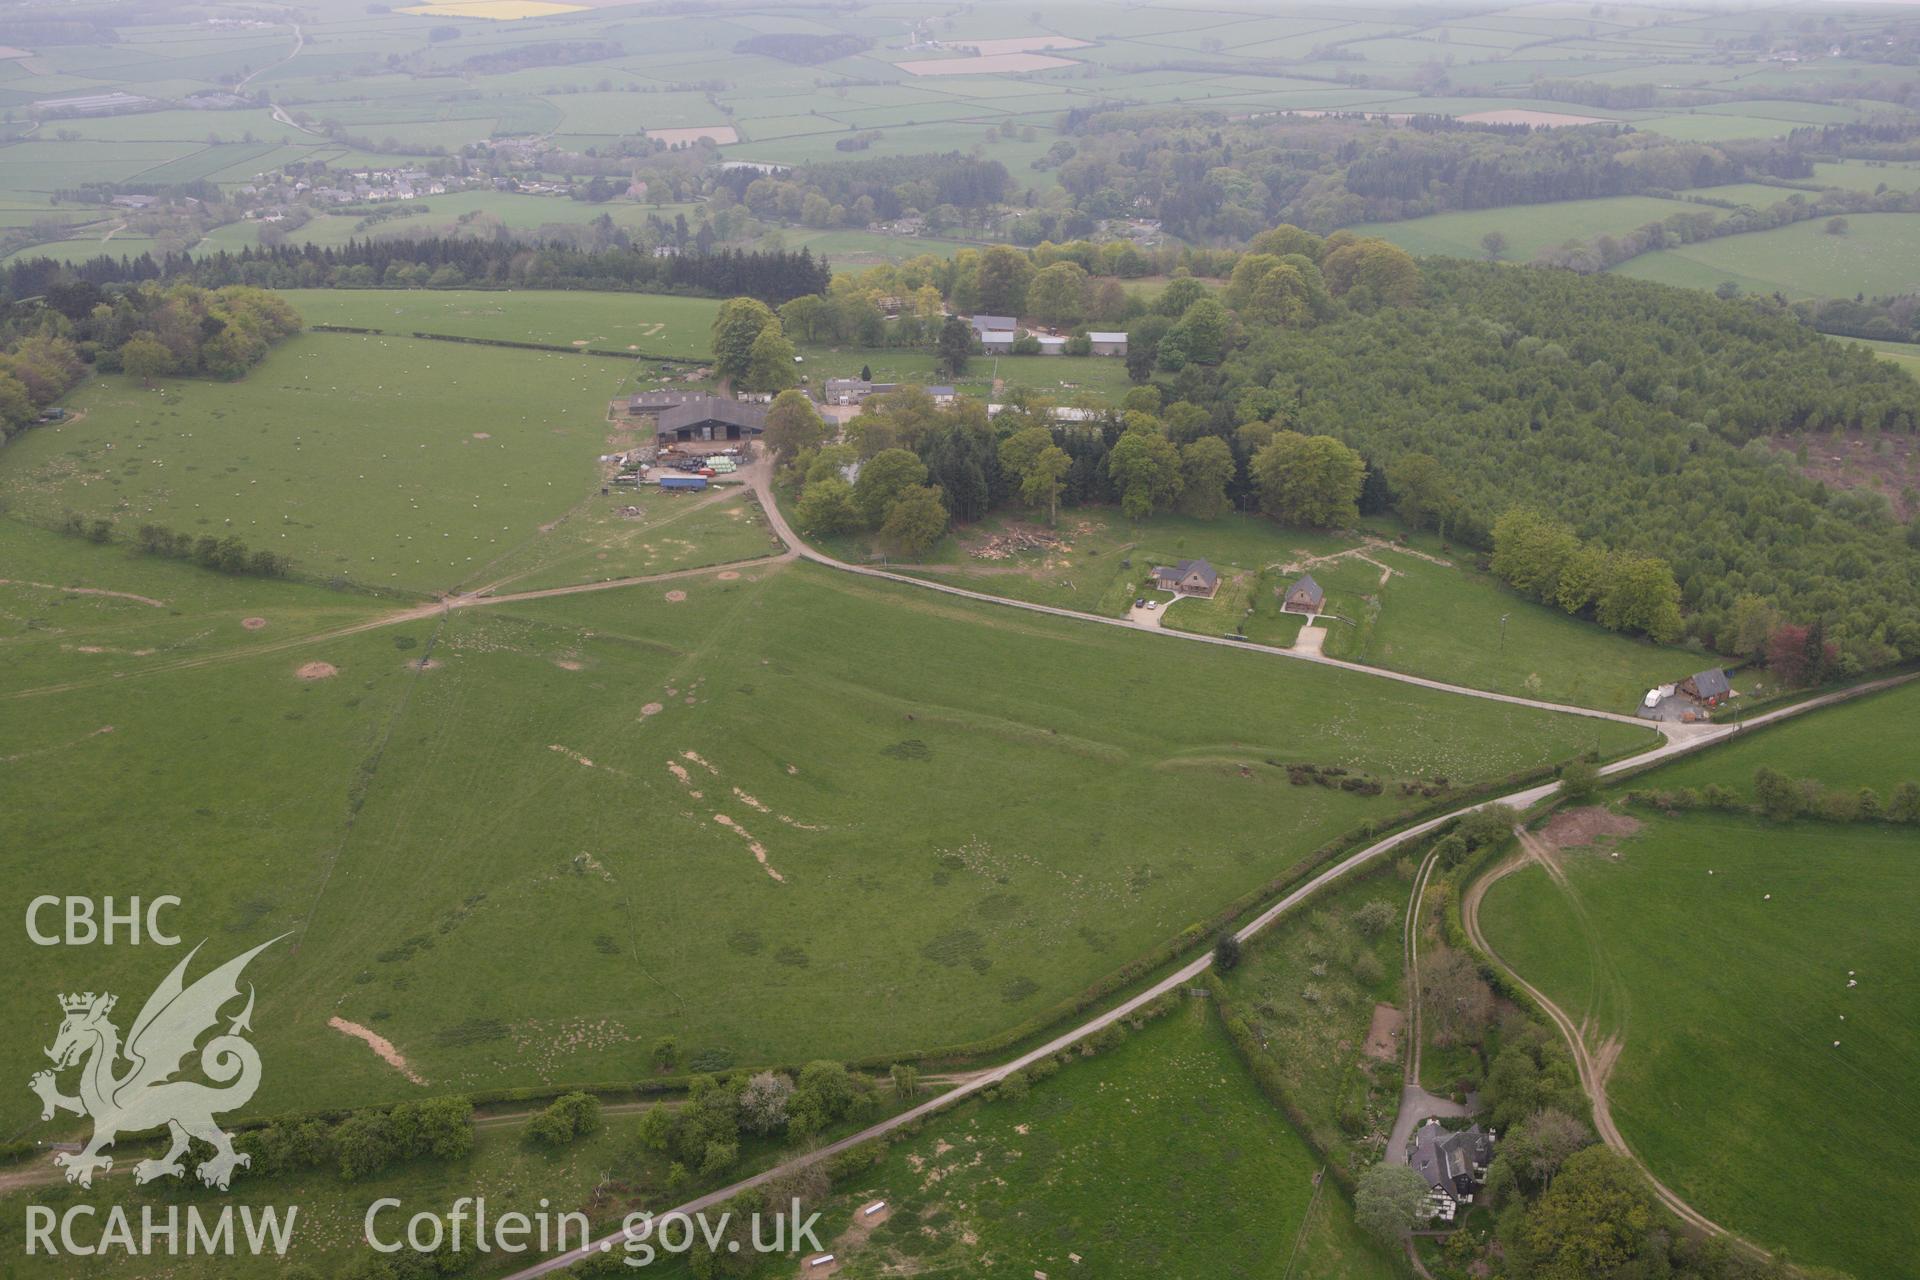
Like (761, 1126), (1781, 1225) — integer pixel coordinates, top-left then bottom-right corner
(1293, 622), (1328, 656)
(1126, 595), (1172, 627)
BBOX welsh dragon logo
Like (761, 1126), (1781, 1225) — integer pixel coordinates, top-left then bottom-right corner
(28, 937), (282, 1190)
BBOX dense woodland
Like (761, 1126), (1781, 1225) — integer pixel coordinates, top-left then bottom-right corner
(770, 231), (1920, 673)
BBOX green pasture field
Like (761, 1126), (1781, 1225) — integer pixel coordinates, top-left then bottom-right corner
(1611, 212), (1920, 299)
(0, 332), (627, 595)
(1625, 678), (1920, 798)
(0, 519), (389, 697)
(754, 228), (978, 266)
(475, 485), (782, 594)
(1478, 812), (1920, 1278)
(0, 551), (1643, 1129)
(278, 288), (721, 358)
(1215, 867), (1409, 1179)
(808, 998), (1401, 1279)
(1851, 337), (1920, 379)
(1811, 159), (1920, 193)
(1355, 195), (1704, 262)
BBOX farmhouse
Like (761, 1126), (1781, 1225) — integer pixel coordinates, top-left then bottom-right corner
(1679, 667), (1731, 706)
(1409, 1120), (1495, 1223)
(1151, 558), (1219, 598)
(1088, 331), (1129, 356)
(1281, 574), (1324, 614)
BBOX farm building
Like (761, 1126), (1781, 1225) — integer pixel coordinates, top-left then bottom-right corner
(1034, 335), (1068, 356)
(627, 390), (708, 416)
(1409, 1120), (1495, 1223)
(1151, 558), (1219, 598)
(1088, 331), (1129, 356)
(651, 397), (767, 446)
(979, 329), (1017, 355)
(823, 378), (900, 405)
(969, 314), (1016, 338)
(1679, 668), (1731, 706)
(1281, 574), (1325, 614)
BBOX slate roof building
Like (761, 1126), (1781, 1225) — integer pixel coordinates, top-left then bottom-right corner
(1282, 573), (1325, 614)
(1679, 667), (1731, 705)
(1152, 558), (1220, 598)
(650, 396), (767, 446)
(1409, 1120), (1495, 1222)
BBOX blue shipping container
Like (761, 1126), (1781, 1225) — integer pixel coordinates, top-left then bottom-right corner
(658, 474), (708, 491)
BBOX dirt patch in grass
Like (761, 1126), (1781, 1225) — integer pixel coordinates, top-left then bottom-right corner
(1363, 1002), (1403, 1062)
(665, 589), (688, 602)
(0, 579), (167, 608)
(1539, 805), (1643, 850)
(641, 702), (664, 716)
(718, 570), (741, 580)
(241, 616), (268, 630)
(296, 661), (338, 680)
(328, 1017), (425, 1085)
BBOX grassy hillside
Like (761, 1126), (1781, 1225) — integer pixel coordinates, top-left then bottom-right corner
(1479, 813), (1919, 1278)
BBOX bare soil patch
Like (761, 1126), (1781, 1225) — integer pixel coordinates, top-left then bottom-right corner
(241, 616), (268, 630)
(296, 661), (338, 680)
(1538, 806), (1643, 851)
(472, 431), (491, 439)
(1772, 429), (1920, 520)
(647, 125), (737, 145)
(717, 570), (741, 580)
(328, 1017), (425, 1084)
(1364, 1002), (1404, 1062)
(664, 589), (687, 602)
(554, 658), (584, 671)
(641, 702), (664, 716)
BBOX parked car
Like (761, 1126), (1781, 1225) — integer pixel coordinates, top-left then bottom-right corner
(1134, 598), (1146, 608)
(1145, 601), (1158, 610)
(697, 467), (716, 477)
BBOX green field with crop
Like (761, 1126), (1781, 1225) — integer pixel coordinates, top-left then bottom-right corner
(810, 998), (1401, 1279)
(1478, 812), (1920, 1278)
(280, 288), (722, 359)
(1612, 212), (1920, 299)
(0, 332), (629, 595)
(1357, 195), (1706, 262)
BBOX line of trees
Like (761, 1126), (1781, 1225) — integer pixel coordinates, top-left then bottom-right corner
(1, 241), (832, 309)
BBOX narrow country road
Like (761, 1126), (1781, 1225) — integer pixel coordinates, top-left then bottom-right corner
(496, 667), (1914, 1279)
